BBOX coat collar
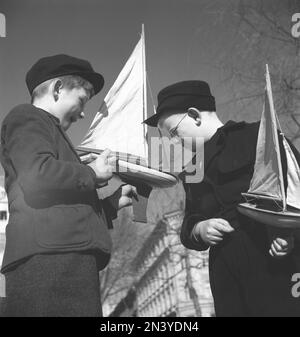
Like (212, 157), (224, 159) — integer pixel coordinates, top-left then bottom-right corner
(35, 105), (61, 125)
(214, 120), (247, 143)
(206, 120), (246, 146)
(216, 120), (257, 174)
(180, 120), (248, 180)
(220, 120), (246, 132)
(204, 120), (246, 169)
(35, 105), (82, 163)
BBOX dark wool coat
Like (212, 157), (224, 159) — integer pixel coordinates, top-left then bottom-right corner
(0, 104), (116, 273)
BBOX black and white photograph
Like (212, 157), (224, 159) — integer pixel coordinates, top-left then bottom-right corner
(0, 0), (300, 321)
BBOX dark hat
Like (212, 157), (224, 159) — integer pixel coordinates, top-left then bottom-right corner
(26, 54), (104, 95)
(143, 80), (215, 126)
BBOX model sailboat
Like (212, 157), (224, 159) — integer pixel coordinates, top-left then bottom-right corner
(77, 26), (177, 188)
(238, 65), (300, 229)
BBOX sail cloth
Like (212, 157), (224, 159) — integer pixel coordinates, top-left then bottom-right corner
(248, 67), (285, 201)
(284, 138), (300, 209)
(248, 65), (300, 210)
(79, 35), (148, 160)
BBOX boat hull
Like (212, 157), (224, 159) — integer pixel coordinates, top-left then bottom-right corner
(78, 148), (178, 187)
(117, 160), (178, 188)
(238, 202), (300, 229)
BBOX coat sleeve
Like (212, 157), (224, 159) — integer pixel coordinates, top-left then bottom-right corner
(102, 197), (117, 229)
(117, 174), (152, 198)
(1, 106), (98, 196)
(180, 184), (209, 251)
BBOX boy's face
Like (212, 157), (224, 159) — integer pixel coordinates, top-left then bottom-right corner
(158, 111), (204, 149)
(57, 87), (90, 130)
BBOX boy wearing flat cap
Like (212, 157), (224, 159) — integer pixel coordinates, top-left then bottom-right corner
(0, 54), (137, 317)
(144, 80), (300, 317)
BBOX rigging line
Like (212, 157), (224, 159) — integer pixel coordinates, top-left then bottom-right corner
(272, 82), (288, 212)
(250, 172), (282, 197)
(141, 24), (148, 160)
(146, 70), (157, 114)
(274, 199), (284, 211)
(274, 108), (285, 135)
(158, 128), (171, 172)
(266, 64), (286, 211)
(244, 195), (284, 212)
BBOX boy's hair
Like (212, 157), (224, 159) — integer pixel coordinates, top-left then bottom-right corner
(31, 75), (95, 103)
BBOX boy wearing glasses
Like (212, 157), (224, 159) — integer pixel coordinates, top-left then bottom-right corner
(144, 80), (300, 317)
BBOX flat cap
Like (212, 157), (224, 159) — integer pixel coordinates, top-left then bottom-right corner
(26, 54), (104, 95)
(143, 80), (215, 126)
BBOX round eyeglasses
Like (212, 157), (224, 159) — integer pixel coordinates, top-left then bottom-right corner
(169, 113), (188, 140)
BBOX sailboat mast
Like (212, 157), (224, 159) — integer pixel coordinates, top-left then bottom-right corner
(266, 64), (287, 211)
(141, 24), (148, 158)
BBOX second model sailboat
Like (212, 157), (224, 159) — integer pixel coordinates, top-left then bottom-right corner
(238, 65), (300, 229)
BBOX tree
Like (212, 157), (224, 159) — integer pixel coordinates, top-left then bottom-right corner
(100, 206), (153, 315)
(188, 0), (300, 149)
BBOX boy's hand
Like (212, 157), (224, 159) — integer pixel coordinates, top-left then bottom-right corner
(80, 153), (98, 164)
(192, 218), (234, 246)
(269, 236), (294, 258)
(109, 184), (138, 210)
(87, 149), (116, 186)
(267, 226), (294, 259)
(117, 184), (138, 210)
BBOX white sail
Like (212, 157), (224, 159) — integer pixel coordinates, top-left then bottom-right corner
(248, 65), (286, 206)
(79, 31), (147, 159)
(284, 138), (300, 210)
